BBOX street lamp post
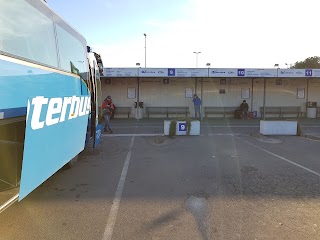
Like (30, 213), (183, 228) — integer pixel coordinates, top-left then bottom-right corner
(136, 62), (140, 121)
(206, 63), (211, 76)
(144, 33), (147, 68)
(193, 52), (201, 68)
(285, 63), (293, 69)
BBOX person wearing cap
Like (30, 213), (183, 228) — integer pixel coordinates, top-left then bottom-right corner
(102, 96), (114, 133)
(192, 94), (202, 119)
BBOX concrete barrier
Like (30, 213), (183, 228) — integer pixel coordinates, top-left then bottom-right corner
(164, 120), (200, 136)
(260, 120), (297, 135)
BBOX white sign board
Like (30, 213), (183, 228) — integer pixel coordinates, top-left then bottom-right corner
(297, 88), (305, 99)
(241, 88), (250, 99)
(104, 68), (320, 78)
(127, 87), (136, 99)
(139, 68), (208, 77)
(175, 69), (189, 77)
(139, 68), (167, 77)
(209, 69), (238, 77)
(104, 68), (138, 77)
(278, 69), (320, 78)
(245, 69), (277, 77)
(175, 68), (208, 77)
(277, 69), (305, 77)
(187, 68), (208, 77)
(210, 69), (277, 77)
(185, 88), (193, 98)
(312, 69), (320, 77)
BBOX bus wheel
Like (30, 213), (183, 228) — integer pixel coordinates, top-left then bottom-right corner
(66, 155), (78, 169)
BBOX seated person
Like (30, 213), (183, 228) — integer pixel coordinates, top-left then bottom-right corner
(239, 100), (249, 119)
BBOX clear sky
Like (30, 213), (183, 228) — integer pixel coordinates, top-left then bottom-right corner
(48, 0), (320, 69)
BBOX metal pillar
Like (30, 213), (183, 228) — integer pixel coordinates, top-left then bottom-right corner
(144, 33), (147, 68)
(251, 78), (254, 112)
(136, 77), (140, 121)
(201, 78), (203, 120)
(263, 78), (266, 120)
(306, 78), (309, 102)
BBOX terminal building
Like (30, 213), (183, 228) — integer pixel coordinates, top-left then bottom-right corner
(101, 68), (320, 119)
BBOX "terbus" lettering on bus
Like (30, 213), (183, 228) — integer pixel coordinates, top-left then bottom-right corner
(27, 96), (91, 130)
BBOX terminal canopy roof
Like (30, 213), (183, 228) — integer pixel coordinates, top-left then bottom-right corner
(104, 68), (318, 78)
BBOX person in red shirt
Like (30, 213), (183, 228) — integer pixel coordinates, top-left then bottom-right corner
(102, 96), (114, 133)
(107, 97), (115, 119)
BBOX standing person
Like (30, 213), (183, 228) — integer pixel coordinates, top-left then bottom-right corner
(102, 96), (113, 133)
(192, 94), (202, 119)
(239, 100), (249, 119)
(107, 96), (115, 119)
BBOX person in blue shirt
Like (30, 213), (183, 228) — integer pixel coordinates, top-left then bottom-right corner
(192, 94), (202, 119)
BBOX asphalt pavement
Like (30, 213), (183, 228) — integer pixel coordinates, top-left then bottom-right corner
(1, 118), (320, 240)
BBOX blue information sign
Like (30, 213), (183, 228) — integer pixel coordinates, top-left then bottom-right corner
(305, 69), (313, 77)
(237, 69), (245, 76)
(178, 122), (186, 131)
(168, 68), (175, 76)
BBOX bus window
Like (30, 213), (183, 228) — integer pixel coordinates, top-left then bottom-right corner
(55, 25), (87, 76)
(0, 0), (58, 68)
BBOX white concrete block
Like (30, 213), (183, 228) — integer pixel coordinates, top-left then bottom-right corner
(260, 120), (297, 135)
(164, 120), (171, 136)
(164, 120), (200, 136)
(189, 121), (200, 135)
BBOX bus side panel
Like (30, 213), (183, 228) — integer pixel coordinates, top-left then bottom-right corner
(19, 95), (90, 201)
(0, 59), (91, 200)
(0, 59), (82, 112)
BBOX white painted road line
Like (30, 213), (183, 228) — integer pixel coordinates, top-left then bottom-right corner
(111, 125), (260, 128)
(103, 133), (245, 137)
(110, 124), (320, 128)
(102, 133), (164, 137)
(209, 125), (258, 128)
(111, 125), (162, 128)
(208, 133), (242, 136)
(234, 136), (320, 178)
(103, 136), (135, 240)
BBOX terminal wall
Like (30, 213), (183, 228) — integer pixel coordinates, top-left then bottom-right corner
(253, 78), (308, 116)
(202, 78), (251, 107)
(101, 78), (137, 118)
(140, 77), (195, 115)
(101, 77), (318, 118)
(308, 79), (320, 104)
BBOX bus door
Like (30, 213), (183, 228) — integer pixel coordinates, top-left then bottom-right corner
(87, 58), (101, 148)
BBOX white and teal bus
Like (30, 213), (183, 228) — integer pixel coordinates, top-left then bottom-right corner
(0, 0), (104, 212)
